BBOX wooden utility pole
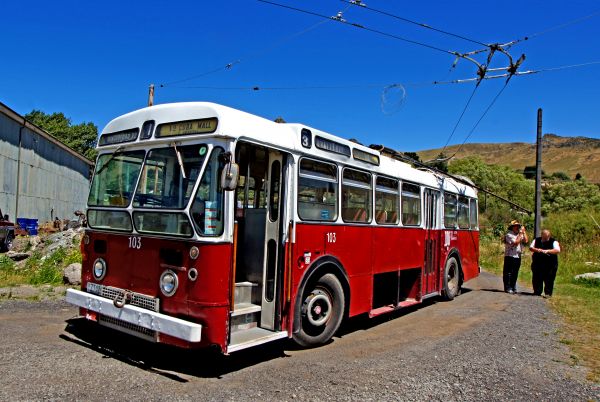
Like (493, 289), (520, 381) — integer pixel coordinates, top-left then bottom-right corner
(148, 84), (155, 106)
(534, 108), (543, 238)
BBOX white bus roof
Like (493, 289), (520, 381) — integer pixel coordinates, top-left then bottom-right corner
(100, 102), (477, 198)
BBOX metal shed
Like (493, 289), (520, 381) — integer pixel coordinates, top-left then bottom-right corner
(0, 101), (93, 224)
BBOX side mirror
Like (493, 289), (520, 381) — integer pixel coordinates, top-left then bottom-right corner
(3, 214), (8, 221)
(221, 162), (239, 191)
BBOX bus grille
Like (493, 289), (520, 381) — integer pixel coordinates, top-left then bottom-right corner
(98, 315), (157, 342)
(86, 283), (160, 312)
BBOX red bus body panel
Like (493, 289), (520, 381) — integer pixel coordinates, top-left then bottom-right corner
(81, 232), (232, 351)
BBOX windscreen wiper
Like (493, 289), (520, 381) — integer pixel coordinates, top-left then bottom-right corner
(171, 142), (187, 179)
(95, 146), (124, 176)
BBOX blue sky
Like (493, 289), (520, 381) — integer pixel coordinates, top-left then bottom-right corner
(1, 0), (599, 151)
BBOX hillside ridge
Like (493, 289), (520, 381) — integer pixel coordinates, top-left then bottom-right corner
(417, 134), (600, 183)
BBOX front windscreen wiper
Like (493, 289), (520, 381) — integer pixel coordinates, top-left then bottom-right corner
(95, 146), (124, 176)
(171, 142), (187, 179)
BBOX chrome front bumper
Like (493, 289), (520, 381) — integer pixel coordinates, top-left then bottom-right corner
(66, 289), (202, 342)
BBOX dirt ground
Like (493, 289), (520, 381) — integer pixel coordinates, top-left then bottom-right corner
(0, 271), (598, 401)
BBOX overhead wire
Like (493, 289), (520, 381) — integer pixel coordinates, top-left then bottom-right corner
(439, 84), (480, 156)
(503, 8), (600, 47)
(448, 81), (510, 159)
(432, 60), (600, 84)
(169, 60), (600, 91)
(160, 15), (334, 87)
(257, 0), (463, 57)
(340, 0), (489, 47)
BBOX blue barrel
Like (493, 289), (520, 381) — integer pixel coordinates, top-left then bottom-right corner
(17, 218), (39, 235)
(16, 218), (28, 229)
(26, 219), (39, 235)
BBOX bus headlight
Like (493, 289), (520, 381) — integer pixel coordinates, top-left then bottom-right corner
(160, 270), (178, 296)
(93, 258), (106, 280)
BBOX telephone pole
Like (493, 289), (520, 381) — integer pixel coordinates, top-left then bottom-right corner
(534, 108), (543, 238)
(148, 84), (155, 106)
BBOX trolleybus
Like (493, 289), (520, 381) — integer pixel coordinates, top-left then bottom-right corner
(66, 102), (480, 353)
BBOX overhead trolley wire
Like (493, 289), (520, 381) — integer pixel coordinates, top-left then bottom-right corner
(439, 84), (480, 156)
(257, 0), (462, 57)
(503, 8), (600, 48)
(169, 83), (387, 90)
(341, 0), (489, 47)
(431, 60), (600, 85)
(170, 60), (600, 92)
(160, 15), (333, 87)
(449, 81), (510, 159)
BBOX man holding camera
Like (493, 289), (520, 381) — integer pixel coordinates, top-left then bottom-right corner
(503, 220), (529, 294)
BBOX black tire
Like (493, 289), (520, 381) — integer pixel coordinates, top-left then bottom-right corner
(293, 273), (345, 348)
(442, 256), (461, 301)
(1, 232), (13, 253)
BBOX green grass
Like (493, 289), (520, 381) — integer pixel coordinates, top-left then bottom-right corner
(0, 247), (81, 288)
(480, 210), (600, 382)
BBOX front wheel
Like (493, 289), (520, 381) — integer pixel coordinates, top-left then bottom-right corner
(442, 256), (461, 301)
(293, 273), (345, 348)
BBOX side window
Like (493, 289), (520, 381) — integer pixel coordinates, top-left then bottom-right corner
(469, 198), (478, 229)
(457, 196), (470, 229)
(297, 159), (338, 221)
(190, 147), (225, 236)
(268, 160), (281, 221)
(444, 194), (457, 229)
(342, 168), (372, 223)
(375, 176), (399, 224)
(401, 183), (421, 226)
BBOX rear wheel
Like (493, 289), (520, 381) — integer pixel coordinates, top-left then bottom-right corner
(442, 256), (461, 301)
(293, 273), (345, 348)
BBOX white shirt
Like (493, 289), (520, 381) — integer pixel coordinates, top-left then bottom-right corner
(504, 232), (523, 258)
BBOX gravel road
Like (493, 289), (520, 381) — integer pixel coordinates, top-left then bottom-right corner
(0, 271), (598, 401)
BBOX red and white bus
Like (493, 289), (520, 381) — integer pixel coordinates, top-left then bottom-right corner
(66, 102), (480, 353)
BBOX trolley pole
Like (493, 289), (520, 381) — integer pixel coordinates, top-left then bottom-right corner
(534, 108), (543, 238)
(148, 84), (155, 107)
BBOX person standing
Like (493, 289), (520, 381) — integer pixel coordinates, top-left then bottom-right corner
(529, 229), (561, 297)
(503, 220), (528, 294)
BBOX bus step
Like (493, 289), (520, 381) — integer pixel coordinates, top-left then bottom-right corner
(234, 282), (259, 305)
(227, 327), (288, 353)
(232, 303), (261, 316)
(231, 303), (261, 333)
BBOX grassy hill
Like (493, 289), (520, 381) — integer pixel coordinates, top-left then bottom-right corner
(418, 134), (600, 183)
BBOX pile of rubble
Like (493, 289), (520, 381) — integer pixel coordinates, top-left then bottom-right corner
(5, 227), (84, 285)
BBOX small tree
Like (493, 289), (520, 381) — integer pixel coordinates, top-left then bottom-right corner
(427, 152), (448, 173)
(403, 152), (421, 163)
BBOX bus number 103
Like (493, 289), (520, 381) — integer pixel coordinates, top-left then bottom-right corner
(326, 232), (336, 243)
(128, 236), (142, 249)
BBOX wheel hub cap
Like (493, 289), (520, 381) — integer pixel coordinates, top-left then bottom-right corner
(304, 290), (332, 327)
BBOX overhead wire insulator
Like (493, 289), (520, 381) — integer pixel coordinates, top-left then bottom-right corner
(331, 11), (346, 22)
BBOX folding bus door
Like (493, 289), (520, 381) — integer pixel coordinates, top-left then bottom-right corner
(423, 189), (440, 296)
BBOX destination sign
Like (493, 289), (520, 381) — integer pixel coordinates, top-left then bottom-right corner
(99, 128), (139, 146)
(353, 148), (380, 166)
(156, 118), (218, 137)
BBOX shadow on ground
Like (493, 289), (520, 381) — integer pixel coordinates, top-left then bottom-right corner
(61, 289), (473, 380)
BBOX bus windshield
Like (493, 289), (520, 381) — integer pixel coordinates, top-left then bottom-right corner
(133, 144), (209, 209)
(87, 143), (226, 237)
(88, 150), (145, 207)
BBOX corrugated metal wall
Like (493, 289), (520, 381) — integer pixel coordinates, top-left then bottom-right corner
(0, 110), (92, 223)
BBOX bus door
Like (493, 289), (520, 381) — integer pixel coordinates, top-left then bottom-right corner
(260, 150), (284, 330)
(232, 143), (286, 334)
(423, 189), (440, 296)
